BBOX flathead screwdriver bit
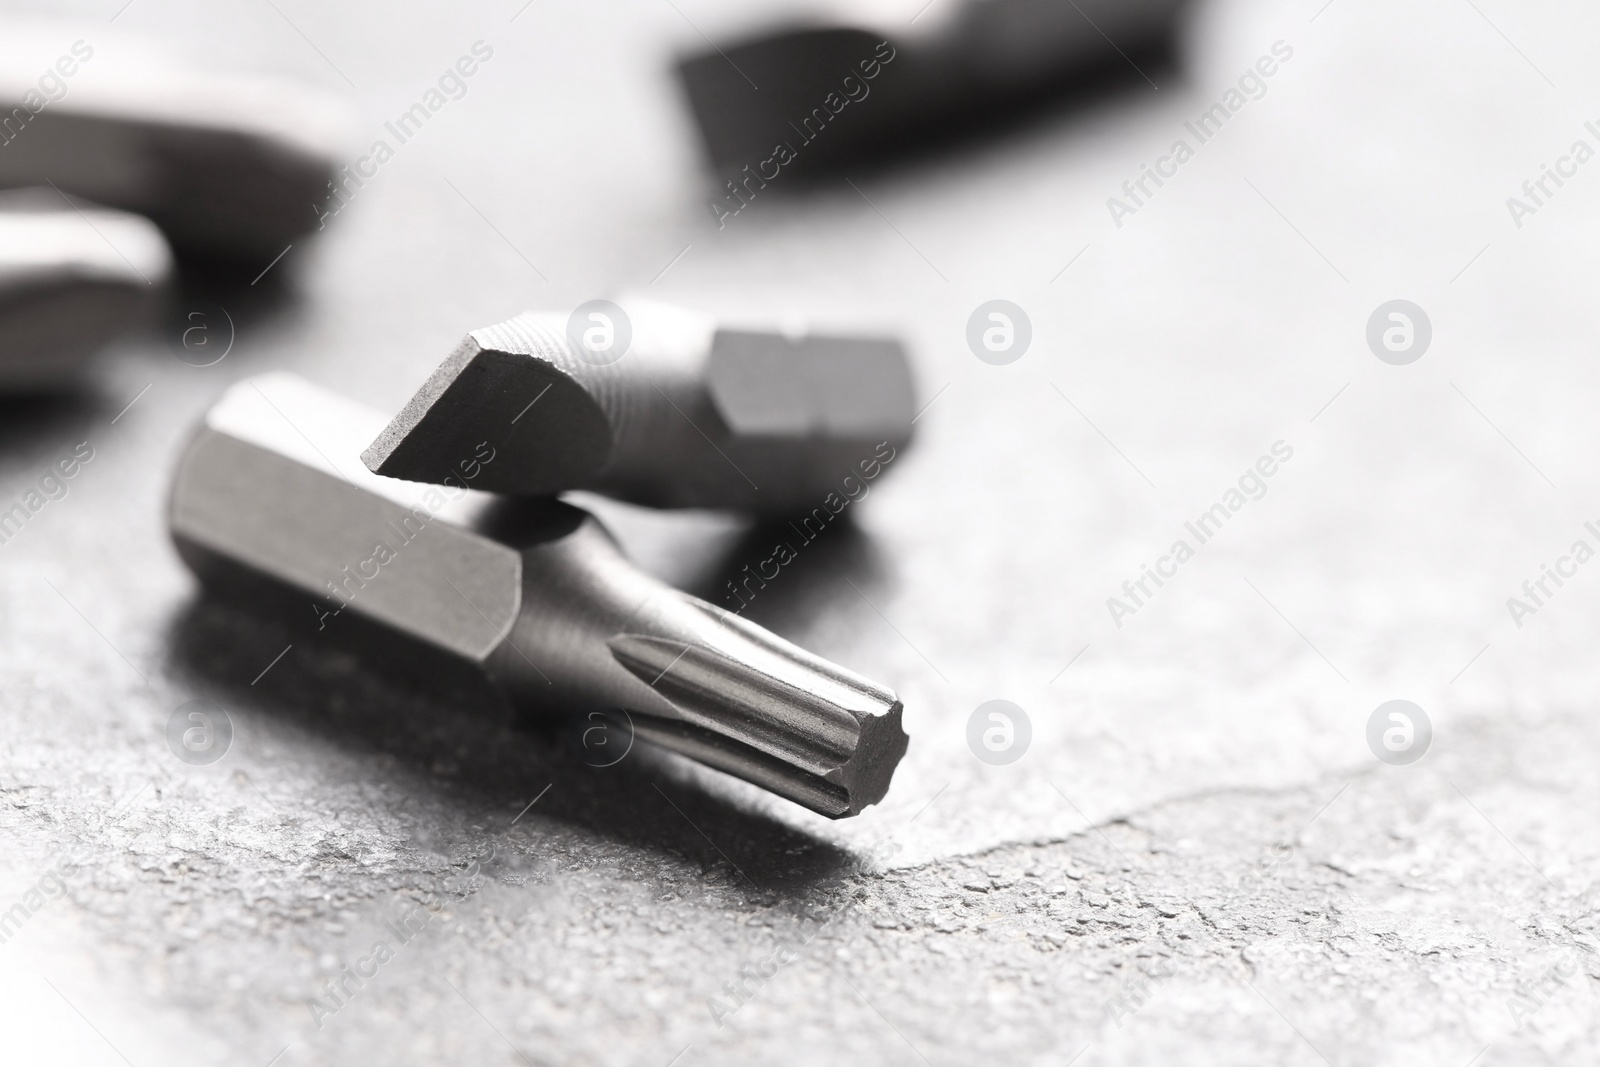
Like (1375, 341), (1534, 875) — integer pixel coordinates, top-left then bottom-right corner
(361, 301), (915, 513)
(0, 189), (170, 387)
(170, 373), (909, 818)
(677, 0), (1188, 182)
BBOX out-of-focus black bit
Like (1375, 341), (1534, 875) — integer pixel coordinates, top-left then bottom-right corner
(0, 20), (354, 261)
(676, 0), (1189, 183)
(0, 188), (171, 387)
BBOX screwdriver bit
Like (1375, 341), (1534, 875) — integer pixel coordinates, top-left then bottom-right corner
(170, 373), (909, 818)
(0, 20), (352, 261)
(677, 0), (1188, 181)
(0, 189), (171, 387)
(361, 301), (915, 513)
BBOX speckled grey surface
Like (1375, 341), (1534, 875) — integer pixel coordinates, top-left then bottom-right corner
(2, 0), (1600, 1063)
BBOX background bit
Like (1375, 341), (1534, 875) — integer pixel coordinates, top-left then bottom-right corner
(0, 18), (353, 261)
(676, 0), (1190, 181)
(0, 188), (170, 387)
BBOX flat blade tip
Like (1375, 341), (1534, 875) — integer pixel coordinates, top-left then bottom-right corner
(363, 334), (613, 495)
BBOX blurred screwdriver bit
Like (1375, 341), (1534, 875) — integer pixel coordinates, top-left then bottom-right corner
(677, 0), (1188, 181)
(0, 20), (353, 261)
(0, 188), (170, 387)
(170, 373), (909, 817)
(362, 301), (914, 513)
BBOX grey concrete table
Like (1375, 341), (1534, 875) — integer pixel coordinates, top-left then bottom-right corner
(2, 0), (1599, 1063)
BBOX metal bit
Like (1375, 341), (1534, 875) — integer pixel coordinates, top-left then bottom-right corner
(361, 301), (915, 513)
(0, 20), (352, 261)
(676, 0), (1188, 179)
(170, 373), (909, 818)
(0, 188), (170, 387)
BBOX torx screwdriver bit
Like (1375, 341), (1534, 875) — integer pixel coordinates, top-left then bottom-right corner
(0, 188), (171, 387)
(361, 301), (915, 513)
(0, 20), (353, 261)
(170, 373), (909, 817)
(677, 0), (1188, 181)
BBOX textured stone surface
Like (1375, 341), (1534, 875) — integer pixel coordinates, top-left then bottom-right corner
(4, 699), (1597, 1065)
(1, 0), (1598, 1063)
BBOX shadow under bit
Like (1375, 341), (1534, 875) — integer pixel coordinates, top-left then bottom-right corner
(161, 246), (302, 359)
(0, 391), (103, 453)
(692, 512), (887, 636)
(164, 593), (856, 894)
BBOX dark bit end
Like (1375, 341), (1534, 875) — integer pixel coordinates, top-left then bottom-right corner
(362, 334), (612, 494)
